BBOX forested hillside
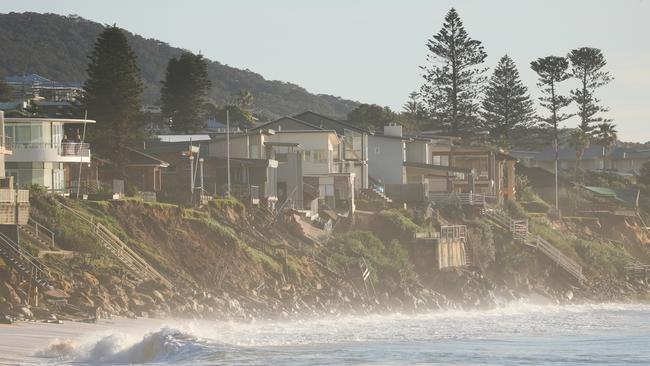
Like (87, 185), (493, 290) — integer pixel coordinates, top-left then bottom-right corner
(0, 12), (359, 118)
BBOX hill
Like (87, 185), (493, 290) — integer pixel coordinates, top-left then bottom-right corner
(0, 12), (359, 119)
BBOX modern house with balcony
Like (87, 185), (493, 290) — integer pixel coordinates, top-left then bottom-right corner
(0, 112), (30, 227)
(368, 124), (517, 204)
(3, 117), (94, 191)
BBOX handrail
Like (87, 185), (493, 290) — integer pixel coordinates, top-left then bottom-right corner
(485, 208), (586, 283)
(0, 231), (51, 285)
(27, 217), (56, 247)
(54, 198), (173, 288)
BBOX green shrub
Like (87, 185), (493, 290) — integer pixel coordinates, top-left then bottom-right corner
(210, 197), (245, 215)
(376, 209), (420, 240)
(521, 199), (551, 214)
(505, 199), (527, 219)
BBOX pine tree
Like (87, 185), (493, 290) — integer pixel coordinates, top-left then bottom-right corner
(530, 56), (573, 144)
(83, 26), (143, 176)
(420, 8), (487, 135)
(567, 47), (612, 133)
(480, 55), (535, 145)
(161, 52), (211, 133)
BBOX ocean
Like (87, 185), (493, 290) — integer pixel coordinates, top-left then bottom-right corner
(2, 302), (650, 365)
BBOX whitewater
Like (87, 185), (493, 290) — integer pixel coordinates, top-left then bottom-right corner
(1, 302), (649, 365)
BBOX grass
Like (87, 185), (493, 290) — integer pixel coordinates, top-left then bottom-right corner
(376, 209), (420, 240)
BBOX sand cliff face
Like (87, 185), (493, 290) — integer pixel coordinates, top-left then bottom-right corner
(1, 193), (650, 323)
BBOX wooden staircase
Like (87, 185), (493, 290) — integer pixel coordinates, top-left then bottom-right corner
(485, 208), (587, 284)
(54, 199), (173, 289)
(0, 231), (53, 289)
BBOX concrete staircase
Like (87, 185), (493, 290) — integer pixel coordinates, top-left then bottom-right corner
(19, 218), (56, 249)
(54, 199), (173, 289)
(0, 231), (52, 289)
(485, 208), (587, 284)
(359, 188), (392, 204)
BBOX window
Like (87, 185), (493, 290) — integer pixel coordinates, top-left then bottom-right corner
(374, 146), (380, 155)
(432, 155), (449, 166)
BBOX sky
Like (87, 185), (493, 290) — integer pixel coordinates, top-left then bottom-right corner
(1, 0), (649, 142)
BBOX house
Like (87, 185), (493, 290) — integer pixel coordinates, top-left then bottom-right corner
(293, 111), (369, 190)
(3, 116), (94, 191)
(5, 74), (83, 103)
(368, 124), (517, 203)
(532, 144), (639, 173)
(0, 111), (29, 227)
(252, 112), (370, 190)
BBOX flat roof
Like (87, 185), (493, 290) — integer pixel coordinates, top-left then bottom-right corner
(5, 117), (96, 124)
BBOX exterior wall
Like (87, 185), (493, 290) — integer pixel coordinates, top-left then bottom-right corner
(368, 135), (405, 185)
(437, 241), (466, 269)
(267, 132), (336, 175)
(406, 141), (429, 164)
(208, 135), (251, 159)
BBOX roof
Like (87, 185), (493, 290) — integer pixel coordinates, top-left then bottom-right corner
(264, 141), (301, 147)
(535, 144), (634, 162)
(292, 111), (370, 134)
(5, 74), (82, 88)
(403, 161), (471, 174)
(4, 117), (95, 124)
(582, 186), (640, 207)
(126, 147), (170, 167)
(249, 116), (322, 132)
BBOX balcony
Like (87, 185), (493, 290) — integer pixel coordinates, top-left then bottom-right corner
(7, 142), (91, 163)
(0, 136), (13, 154)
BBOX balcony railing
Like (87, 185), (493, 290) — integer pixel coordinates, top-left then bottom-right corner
(12, 142), (90, 157)
(0, 136), (13, 150)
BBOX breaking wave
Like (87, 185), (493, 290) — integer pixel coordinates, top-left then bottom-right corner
(37, 327), (216, 365)
(31, 301), (650, 365)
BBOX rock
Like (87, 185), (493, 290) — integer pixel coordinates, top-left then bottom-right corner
(151, 290), (166, 304)
(0, 282), (22, 305)
(82, 272), (100, 288)
(19, 306), (33, 319)
(0, 314), (12, 324)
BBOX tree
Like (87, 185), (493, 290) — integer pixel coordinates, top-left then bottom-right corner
(161, 52), (211, 133)
(480, 55), (535, 145)
(567, 47), (612, 133)
(420, 8), (487, 135)
(530, 56), (573, 142)
(83, 26), (143, 176)
(401, 92), (428, 132)
(594, 122), (617, 170)
(347, 104), (397, 132)
(568, 128), (591, 181)
(530, 55), (572, 210)
(236, 90), (253, 110)
(0, 70), (11, 102)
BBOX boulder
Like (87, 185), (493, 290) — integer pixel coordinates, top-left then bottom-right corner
(81, 272), (100, 288)
(0, 282), (22, 305)
(19, 306), (33, 319)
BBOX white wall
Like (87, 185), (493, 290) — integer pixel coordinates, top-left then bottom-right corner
(368, 135), (405, 185)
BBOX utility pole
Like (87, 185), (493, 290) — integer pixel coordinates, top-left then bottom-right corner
(226, 109), (231, 197)
(199, 157), (204, 193)
(554, 138), (559, 213)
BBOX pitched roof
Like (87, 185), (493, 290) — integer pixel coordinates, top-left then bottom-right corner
(249, 116), (322, 132)
(292, 111), (369, 134)
(126, 147), (170, 167)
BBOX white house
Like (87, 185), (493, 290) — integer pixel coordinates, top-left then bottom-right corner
(3, 117), (94, 190)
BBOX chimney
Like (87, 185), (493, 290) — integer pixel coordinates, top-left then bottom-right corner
(384, 123), (402, 137)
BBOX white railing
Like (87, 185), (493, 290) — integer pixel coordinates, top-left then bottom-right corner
(485, 208), (586, 283)
(429, 192), (488, 206)
(12, 142), (90, 157)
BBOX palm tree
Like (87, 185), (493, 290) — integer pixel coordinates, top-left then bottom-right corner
(569, 128), (591, 181)
(594, 122), (618, 170)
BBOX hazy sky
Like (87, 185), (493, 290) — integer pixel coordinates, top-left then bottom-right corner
(1, 0), (648, 142)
